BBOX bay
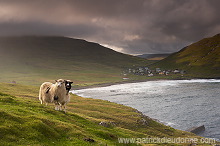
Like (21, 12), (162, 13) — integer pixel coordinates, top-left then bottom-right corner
(72, 79), (220, 140)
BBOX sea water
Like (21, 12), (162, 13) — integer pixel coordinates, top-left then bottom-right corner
(72, 79), (220, 140)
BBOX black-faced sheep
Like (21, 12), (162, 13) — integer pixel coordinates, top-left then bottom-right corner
(53, 79), (72, 112)
(55, 80), (73, 112)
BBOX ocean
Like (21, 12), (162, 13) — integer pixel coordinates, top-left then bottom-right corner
(72, 79), (220, 140)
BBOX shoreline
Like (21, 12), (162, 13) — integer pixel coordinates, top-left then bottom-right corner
(73, 78), (166, 90)
(73, 77), (220, 90)
(72, 78), (220, 142)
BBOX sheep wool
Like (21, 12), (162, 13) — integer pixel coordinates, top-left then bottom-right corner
(39, 82), (54, 105)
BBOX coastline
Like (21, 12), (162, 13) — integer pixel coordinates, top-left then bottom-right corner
(73, 78), (166, 90)
(72, 78), (220, 142)
(73, 77), (220, 90)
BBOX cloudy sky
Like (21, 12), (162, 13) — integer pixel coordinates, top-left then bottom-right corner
(1, 0), (220, 54)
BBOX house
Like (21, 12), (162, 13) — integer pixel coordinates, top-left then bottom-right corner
(123, 77), (129, 80)
(148, 73), (154, 77)
(156, 68), (161, 73)
(173, 69), (180, 74)
(138, 67), (144, 73)
(165, 71), (169, 75)
(144, 67), (149, 70)
(180, 70), (186, 74)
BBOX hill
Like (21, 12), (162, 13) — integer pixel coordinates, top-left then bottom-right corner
(150, 34), (220, 78)
(0, 83), (206, 145)
(137, 53), (171, 60)
(0, 36), (149, 85)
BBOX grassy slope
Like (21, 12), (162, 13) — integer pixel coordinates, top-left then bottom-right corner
(0, 83), (208, 146)
(150, 34), (220, 78)
(0, 36), (149, 86)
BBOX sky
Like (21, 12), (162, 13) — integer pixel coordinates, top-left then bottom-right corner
(0, 0), (220, 54)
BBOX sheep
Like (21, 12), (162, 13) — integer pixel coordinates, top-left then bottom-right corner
(56, 80), (73, 112)
(39, 79), (68, 112)
(52, 80), (73, 112)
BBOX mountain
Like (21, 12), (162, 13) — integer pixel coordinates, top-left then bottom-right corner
(0, 36), (149, 85)
(150, 34), (220, 78)
(137, 53), (171, 60)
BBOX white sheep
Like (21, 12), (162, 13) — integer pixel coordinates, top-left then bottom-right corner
(39, 79), (70, 113)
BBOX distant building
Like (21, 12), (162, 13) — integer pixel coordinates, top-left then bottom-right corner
(159, 72), (164, 75)
(148, 73), (154, 77)
(156, 68), (161, 73)
(123, 77), (129, 80)
(145, 67), (149, 70)
(174, 69), (180, 74)
(180, 70), (186, 74)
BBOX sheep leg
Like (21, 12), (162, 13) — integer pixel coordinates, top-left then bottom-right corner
(62, 104), (67, 113)
(58, 104), (62, 111)
(55, 105), (59, 110)
(54, 101), (59, 110)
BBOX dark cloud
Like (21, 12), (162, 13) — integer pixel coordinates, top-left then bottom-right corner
(0, 21), (103, 38)
(0, 0), (220, 54)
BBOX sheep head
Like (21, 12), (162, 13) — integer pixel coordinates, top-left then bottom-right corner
(55, 79), (66, 87)
(65, 80), (73, 90)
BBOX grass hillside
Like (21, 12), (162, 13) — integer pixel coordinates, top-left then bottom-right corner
(150, 34), (220, 78)
(0, 83), (209, 146)
(0, 36), (149, 86)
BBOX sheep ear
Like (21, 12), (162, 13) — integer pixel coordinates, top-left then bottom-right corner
(70, 82), (73, 84)
(55, 80), (57, 82)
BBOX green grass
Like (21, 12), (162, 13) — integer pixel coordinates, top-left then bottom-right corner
(0, 83), (213, 146)
(150, 34), (220, 78)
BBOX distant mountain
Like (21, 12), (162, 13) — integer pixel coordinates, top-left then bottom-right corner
(0, 36), (147, 67)
(151, 34), (220, 78)
(137, 53), (171, 60)
(0, 36), (149, 85)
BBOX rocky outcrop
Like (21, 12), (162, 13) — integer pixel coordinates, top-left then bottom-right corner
(186, 125), (205, 134)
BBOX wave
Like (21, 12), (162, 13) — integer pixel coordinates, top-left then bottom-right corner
(72, 79), (220, 98)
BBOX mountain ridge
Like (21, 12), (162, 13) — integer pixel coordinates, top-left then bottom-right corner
(150, 34), (220, 78)
(0, 36), (149, 85)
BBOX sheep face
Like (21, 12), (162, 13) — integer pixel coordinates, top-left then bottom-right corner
(65, 80), (73, 91)
(55, 79), (66, 87)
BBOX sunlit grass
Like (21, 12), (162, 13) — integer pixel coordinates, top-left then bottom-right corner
(0, 83), (214, 145)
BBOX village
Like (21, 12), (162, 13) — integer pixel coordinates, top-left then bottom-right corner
(123, 66), (186, 78)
